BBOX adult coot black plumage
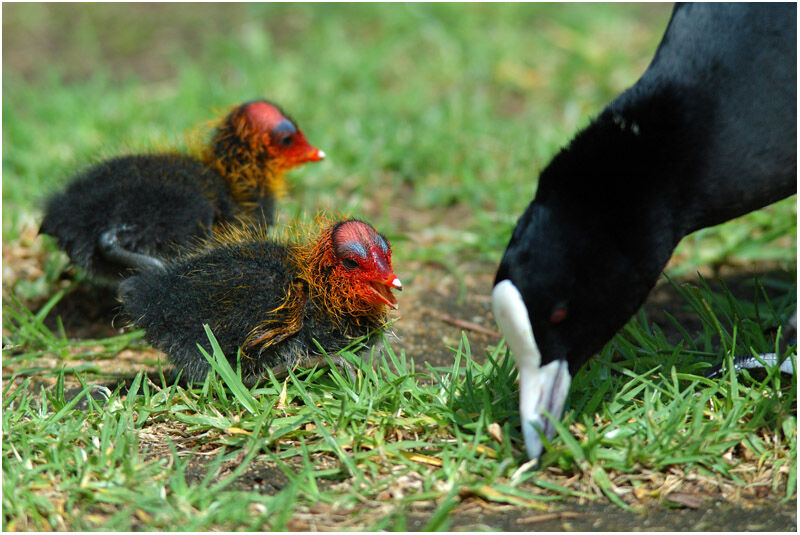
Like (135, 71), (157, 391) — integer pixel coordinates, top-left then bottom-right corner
(492, 3), (796, 460)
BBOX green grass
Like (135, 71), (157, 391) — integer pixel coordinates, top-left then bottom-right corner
(4, 280), (796, 529)
(2, 3), (796, 530)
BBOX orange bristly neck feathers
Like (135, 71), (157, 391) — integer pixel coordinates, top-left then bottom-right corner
(200, 108), (290, 207)
(244, 280), (307, 354)
(237, 217), (391, 357)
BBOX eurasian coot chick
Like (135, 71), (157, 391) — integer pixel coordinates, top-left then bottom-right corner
(40, 99), (324, 283)
(120, 217), (401, 383)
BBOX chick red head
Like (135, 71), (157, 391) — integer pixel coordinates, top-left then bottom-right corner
(237, 100), (325, 167)
(329, 220), (402, 310)
(299, 219), (401, 319)
(207, 99), (324, 202)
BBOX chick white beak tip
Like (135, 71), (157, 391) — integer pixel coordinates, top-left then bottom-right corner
(392, 278), (403, 290)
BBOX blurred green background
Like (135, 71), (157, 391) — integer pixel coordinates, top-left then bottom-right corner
(3, 2), (795, 280)
(2, 6), (796, 529)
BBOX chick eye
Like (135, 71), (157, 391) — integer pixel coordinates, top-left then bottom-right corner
(549, 304), (568, 324)
(341, 258), (359, 270)
(278, 135), (294, 147)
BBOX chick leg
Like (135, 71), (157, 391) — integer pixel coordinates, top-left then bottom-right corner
(99, 226), (165, 272)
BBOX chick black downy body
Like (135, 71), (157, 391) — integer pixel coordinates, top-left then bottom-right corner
(40, 100), (324, 284)
(40, 154), (237, 281)
(120, 219), (401, 383)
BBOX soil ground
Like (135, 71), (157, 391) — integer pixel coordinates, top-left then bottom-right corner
(4, 233), (796, 530)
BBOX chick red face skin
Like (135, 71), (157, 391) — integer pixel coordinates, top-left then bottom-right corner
(240, 100), (325, 168)
(330, 220), (402, 310)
